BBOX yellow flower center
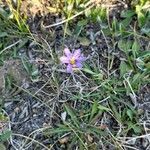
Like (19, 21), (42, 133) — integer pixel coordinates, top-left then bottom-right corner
(70, 57), (75, 65)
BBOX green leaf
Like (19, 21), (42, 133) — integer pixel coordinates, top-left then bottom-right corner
(73, 20), (87, 42)
(118, 40), (132, 53)
(140, 0), (147, 6)
(121, 10), (135, 18)
(112, 17), (117, 32)
(21, 58), (32, 74)
(64, 104), (80, 128)
(131, 73), (142, 90)
(98, 104), (111, 112)
(4, 75), (13, 90)
(46, 127), (71, 134)
(127, 109), (133, 120)
(83, 67), (96, 75)
(87, 126), (107, 136)
(90, 111), (103, 124)
(132, 40), (140, 56)
(0, 113), (8, 121)
(141, 27), (150, 36)
(31, 69), (38, 76)
(119, 61), (132, 76)
(120, 17), (133, 27)
(0, 32), (8, 38)
(0, 130), (11, 142)
(120, 10), (135, 27)
(138, 12), (146, 27)
(0, 7), (9, 18)
(136, 5), (146, 27)
(109, 101), (121, 122)
(73, 22), (83, 36)
(84, 9), (91, 17)
(89, 101), (98, 122)
(75, 0), (81, 5)
(133, 125), (142, 134)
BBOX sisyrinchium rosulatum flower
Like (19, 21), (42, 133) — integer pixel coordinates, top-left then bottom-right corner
(60, 48), (86, 73)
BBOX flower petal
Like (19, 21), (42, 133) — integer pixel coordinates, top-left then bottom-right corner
(73, 49), (81, 59)
(60, 56), (69, 63)
(78, 54), (86, 61)
(75, 61), (83, 68)
(64, 48), (72, 57)
(67, 64), (73, 73)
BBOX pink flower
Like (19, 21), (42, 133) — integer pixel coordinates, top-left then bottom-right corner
(60, 48), (86, 73)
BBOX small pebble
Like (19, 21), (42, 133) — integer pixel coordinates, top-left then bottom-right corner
(14, 107), (20, 113)
(33, 114), (37, 117)
(59, 136), (69, 144)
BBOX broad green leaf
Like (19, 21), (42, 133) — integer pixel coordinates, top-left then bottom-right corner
(118, 40), (132, 53)
(132, 40), (140, 54)
(119, 61), (132, 76)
